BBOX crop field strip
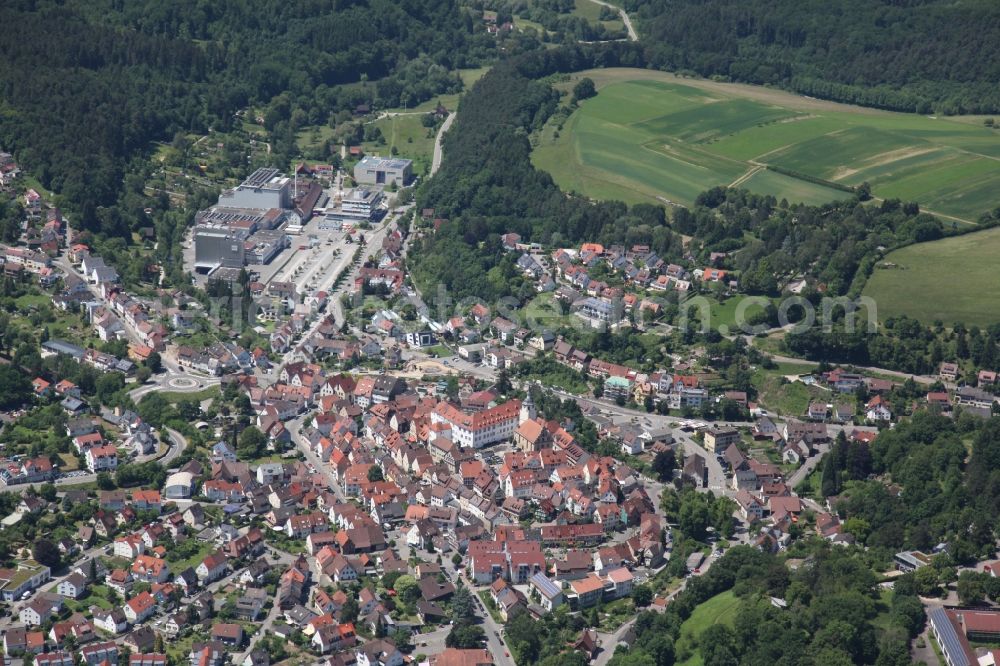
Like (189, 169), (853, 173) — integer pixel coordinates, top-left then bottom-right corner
(532, 70), (1000, 220)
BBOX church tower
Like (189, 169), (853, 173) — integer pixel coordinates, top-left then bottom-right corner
(520, 392), (536, 424)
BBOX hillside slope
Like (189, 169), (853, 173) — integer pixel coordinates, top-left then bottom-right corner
(633, 0), (1000, 114)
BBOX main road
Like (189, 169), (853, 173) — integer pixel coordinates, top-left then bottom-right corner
(430, 113), (456, 176)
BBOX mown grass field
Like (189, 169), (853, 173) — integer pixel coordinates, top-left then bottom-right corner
(862, 225), (1000, 326)
(571, 0), (625, 32)
(675, 590), (742, 666)
(532, 69), (1000, 221)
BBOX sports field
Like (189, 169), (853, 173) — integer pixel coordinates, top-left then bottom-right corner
(862, 225), (1000, 327)
(532, 69), (1000, 221)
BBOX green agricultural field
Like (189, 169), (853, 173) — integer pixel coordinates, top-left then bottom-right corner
(862, 226), (1000, 326)
(533, 69), (1000, 221)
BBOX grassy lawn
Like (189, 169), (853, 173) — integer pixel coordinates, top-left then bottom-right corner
(513, 16), (547, 34)
(870, 588), (896, 633)
(58, 453), (80, 471)
(168, 541), (216, 575)
(751, 333), (787, 357)
(683, 294), (778, 334)
(533, 68), (999, 221)
(571, 0), (625, 32)
(363, 114), (437, 173)
(157, 386), (220, 403)
(929, 631), (946, 665)
(676, 590), (742, 666)
(522, 291), (576, 331)
(768, 360), (820, 376)
(14, 293), (50, 309)
(862, 225), (1000, 326)
(752, 372), (830, 418)
(597, 597), (637, 632)
(64, 584), (114, 613)
(425, 345), (453, 358)
(21, 175), (52, 198)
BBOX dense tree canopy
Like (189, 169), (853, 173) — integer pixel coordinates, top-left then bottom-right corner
(817, 412), (1000, 561)
(632, 0), (1000, 114)
(616, 544), (919, 665)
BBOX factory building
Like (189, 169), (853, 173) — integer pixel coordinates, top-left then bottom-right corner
(218, 168), (292, 210)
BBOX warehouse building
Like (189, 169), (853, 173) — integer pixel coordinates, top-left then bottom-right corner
(354, 156), (412, 187)
(194, 226), (246, 272)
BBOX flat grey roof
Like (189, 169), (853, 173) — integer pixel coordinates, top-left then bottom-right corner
(357, 155), (411, 170)
(43, 339), (85, 357)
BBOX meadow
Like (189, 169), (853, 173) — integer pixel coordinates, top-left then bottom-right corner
(862, 225), (1000, 326)
(532, 69), (1000, 221)
(675, 590), (741, 666)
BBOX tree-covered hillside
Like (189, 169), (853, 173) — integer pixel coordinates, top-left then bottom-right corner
(630, 0), (1000, 113)
(612, 544), (921, 666)
(0, 0), (495, 229)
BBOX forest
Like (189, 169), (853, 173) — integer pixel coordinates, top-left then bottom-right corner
(819, 413), (1000, 565)
(783, 316), (1000, 377)
(630, 0), (1000, 114)
(602, 544), (920, 666)
(0, 0), (496, 231)
(676, 187), (945, 298)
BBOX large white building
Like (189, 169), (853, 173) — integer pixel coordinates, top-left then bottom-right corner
(218, 168), (292, 210)
(353, 156), (412, 188)
(341, 188), (383, 220)
(430, 399), (522, 449)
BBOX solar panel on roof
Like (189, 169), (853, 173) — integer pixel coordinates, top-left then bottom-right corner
(929, 608), (971, 666)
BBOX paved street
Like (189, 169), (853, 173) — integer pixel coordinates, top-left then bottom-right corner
(430, 113), (456, 176)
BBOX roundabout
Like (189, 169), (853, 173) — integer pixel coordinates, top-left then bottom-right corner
(167, 376), (199, 390)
